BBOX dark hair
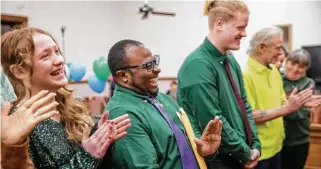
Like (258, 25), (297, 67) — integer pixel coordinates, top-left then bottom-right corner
(108, 39), (143, 76)
(286, 49), (311, 68)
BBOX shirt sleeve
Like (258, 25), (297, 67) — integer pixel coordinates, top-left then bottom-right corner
(238, 70), (261, 153)
(107, 108), (160, 169)
(180, 60), (252, 165)
(0, 70), (17, 103)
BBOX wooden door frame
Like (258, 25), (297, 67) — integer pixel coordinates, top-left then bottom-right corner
(276, 24), (293, 52)
(1, 13), (28, 28)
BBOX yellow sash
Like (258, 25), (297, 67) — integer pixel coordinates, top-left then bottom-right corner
(177, 108), (207, 169)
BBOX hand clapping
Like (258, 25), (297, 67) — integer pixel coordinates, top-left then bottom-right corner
(194, 116), (222, 157)
(81, 111), (131, 159)
(1, 90), (59, 145)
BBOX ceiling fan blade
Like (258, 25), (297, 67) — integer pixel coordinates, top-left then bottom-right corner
(151, 11), (176, 17)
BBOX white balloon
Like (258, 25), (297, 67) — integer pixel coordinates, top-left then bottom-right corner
(64, 64), (70, 78)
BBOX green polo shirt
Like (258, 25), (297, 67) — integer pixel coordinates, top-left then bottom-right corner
(102, 85), (197, 169)
(282, 75), (315, 146)
(242, 57), (286, 160)
(177, 37), (261, 166)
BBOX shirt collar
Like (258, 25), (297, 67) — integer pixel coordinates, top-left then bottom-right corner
(282, 74), (307, 83)
(203, 37), (227, 63)
(115, 84), (152, 100)
(247, 56), (273, 73)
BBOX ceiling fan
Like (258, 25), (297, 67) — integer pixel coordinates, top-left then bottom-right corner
(139, 1), (176, 19)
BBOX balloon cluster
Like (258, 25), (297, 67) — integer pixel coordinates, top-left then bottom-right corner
(66, 56), (111, 93)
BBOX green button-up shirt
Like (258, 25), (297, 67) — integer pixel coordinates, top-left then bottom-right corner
(177, 38), (261, 165)
(102, 85), (196, 169)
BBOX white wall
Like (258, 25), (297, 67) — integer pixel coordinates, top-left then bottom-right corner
(116, 1), (208, 77)
(1, 1), (122, 80)
(116, 0), (321, 73)
(2, 1), (321, 94)
(240, 1), (321, 67)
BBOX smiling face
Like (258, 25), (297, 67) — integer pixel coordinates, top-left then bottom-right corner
(29, 33), (67, 93)
(117, 45), (161, 96)
(285, 60), (308, 81)
(260, 35), (284, 65)
(220, 11), (249, 51)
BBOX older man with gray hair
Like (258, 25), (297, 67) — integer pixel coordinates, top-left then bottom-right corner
(242, 26), (315, 169)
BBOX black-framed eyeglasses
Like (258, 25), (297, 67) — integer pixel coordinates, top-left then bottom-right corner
(117, 55), (160, 72)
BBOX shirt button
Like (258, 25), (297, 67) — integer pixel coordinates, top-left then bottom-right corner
(239, 160), (242, 163)
(229, 153), (232, 156)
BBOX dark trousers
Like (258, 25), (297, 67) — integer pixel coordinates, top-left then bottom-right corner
(207, 155), (243, 169)
(255, 152), (281, 169)
(281, 143), (309, 169)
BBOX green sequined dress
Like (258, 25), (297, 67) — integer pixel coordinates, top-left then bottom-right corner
(28, 119), (100, 169)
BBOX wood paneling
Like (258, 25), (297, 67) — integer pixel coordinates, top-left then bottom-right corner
(305, 124), (321, 169)
(1, 13), (28, 35)
(276, 24), (293, 52)
(311, 105), (321, 124)
(1, 14), (28, 26)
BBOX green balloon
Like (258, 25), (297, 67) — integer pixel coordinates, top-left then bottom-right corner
(66, 62), (72, 68)
(66, 62), (72, 81)
(93, 56), (110, 81)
